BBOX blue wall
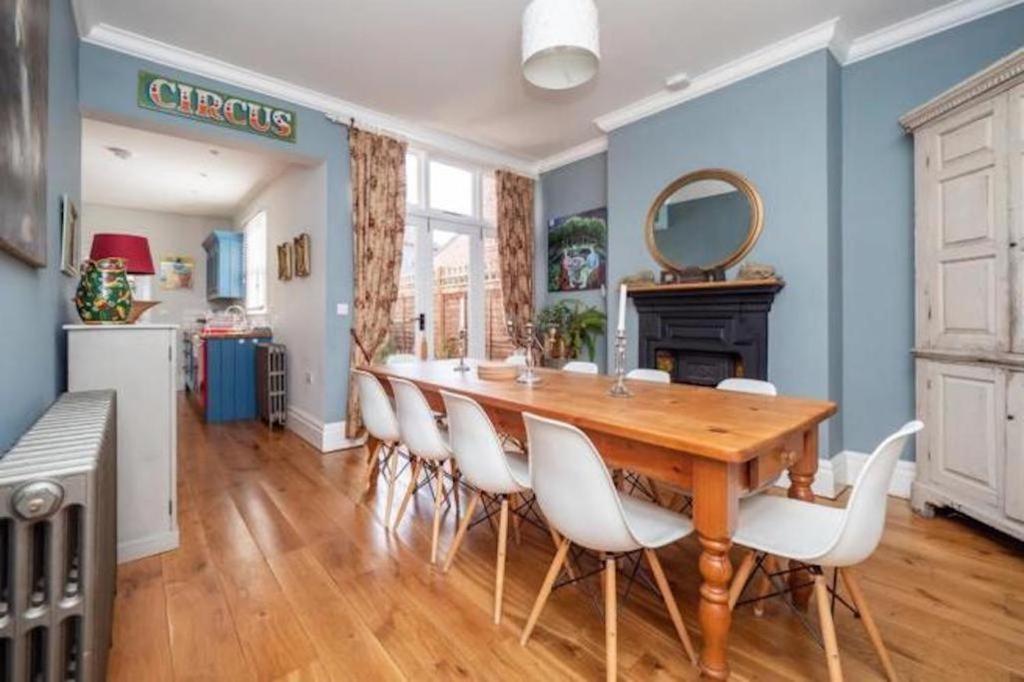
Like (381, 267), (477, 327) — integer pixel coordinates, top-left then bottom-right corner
(0, 0), (81, 450)
(77, 43), (353, 425)
(538, 152), (609, 370)
(840, 4), (1024, 455)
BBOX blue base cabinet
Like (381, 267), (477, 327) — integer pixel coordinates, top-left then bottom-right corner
(204, 335), (271, 422)
(204, 230), (245, 301)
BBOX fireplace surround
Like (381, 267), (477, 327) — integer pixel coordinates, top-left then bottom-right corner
(628, 279), (783, 386)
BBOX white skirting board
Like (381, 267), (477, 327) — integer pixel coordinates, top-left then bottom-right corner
(774, 451), (916, 500)
(287, 406), (366, 452)
(118, 530), (180, 564)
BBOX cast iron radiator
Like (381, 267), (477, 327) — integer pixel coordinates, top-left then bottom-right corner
(256, 342), (287, 429)
(0, 390), (117, 681)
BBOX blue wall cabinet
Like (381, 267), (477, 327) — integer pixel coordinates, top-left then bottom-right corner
(203, 230), (245, 300)
(204, 334), (272, 422)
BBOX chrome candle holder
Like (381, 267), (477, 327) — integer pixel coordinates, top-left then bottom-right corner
(506, 318), (543, 385)
(453, 328), (470, 373)
(608, 329), (632, 398)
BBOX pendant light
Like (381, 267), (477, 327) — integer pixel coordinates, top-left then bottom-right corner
(522, 0), (600, 90)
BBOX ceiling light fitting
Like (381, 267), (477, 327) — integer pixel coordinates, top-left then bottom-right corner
(522, 0), (600, 90)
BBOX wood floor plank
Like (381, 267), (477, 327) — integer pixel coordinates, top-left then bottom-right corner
(107, 556), (175, 682)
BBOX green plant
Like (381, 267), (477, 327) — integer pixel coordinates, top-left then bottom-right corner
(536, 299), (606, 361)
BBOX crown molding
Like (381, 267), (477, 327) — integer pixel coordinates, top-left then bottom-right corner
(536, 136), (608, 174)
(593, 18), (840, 133)
(80, 23), (540, 177)
(900, 47), (1024, 130)
(843, 0), (1024, 64)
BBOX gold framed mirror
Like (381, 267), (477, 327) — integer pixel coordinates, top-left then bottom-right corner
(644, 168), (764, 281)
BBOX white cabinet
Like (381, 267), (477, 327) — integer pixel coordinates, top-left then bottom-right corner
(903, 49), (1024, 541)
(66, 324), (180, 561)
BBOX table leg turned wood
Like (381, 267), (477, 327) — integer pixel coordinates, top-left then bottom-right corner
(694, 460), (740, 680)
(787, 427), (819, 611)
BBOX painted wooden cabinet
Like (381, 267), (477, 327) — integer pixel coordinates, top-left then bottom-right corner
(203, 230), (245, 300)
(65, 324), (180, 561)
(203, 334), (272, 422)
(903, 49), (1024, 541)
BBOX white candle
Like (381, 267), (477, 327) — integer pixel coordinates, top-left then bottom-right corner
(617, 284), (627, 333)
(459, 296), (466, 332)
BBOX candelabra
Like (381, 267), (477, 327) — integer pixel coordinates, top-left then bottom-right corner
(453, 328), (470, 372)
(608, 329), (632, 398)
(506, 318), (543, 385)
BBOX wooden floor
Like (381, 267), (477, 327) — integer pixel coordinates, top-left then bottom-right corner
(107, 399), (1024, 681)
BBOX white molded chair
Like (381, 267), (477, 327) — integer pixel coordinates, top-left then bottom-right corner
(562, 360), (599, 374)
(439, 390), (538, 624)
(520, 412), (697, 678)
(716, 377), (777, 396)
(386, 353), (419, 365)
(388, 377), (454, 564)
(626, 368), (671, 383)
(352, 369), (404, 527)
(728, 420), (923, 682)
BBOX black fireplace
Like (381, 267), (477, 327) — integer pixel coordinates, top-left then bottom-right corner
(629, 280), (783, 386)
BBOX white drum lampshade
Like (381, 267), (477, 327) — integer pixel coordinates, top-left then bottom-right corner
(522, 0), (600, 90)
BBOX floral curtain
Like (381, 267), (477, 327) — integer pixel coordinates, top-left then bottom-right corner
(346, 128), (407, 438)
(496, 170), (535, 327)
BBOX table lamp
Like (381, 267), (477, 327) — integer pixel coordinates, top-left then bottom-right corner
(89, 233), (160, 323)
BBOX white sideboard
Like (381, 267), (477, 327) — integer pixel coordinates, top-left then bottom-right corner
(66, 324), (180, 561)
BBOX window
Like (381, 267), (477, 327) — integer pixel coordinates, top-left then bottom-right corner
(406, 153), (421, 206)
(428, 160), (475, 216)
(244, 211), (267, 312)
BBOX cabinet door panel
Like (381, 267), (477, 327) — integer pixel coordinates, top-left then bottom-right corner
(1010, 83), (1024, 353)
(919, 97), (1008, 351)
(924, 361), (1003, 509)
(1005, 372), (1024, 522)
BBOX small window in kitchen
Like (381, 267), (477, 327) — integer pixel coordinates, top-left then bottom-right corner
(244, 211), (267, 312)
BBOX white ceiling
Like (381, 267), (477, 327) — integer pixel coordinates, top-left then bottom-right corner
(77, 0), (976, 162)
(81, 118), (290, 216)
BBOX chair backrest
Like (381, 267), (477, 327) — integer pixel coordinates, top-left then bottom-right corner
(504, 354), (527, 367)
(351, 369), (400, 442)
(440, 391), (523, 494)
(523, 412), (640, 553)
(388, 377), (450, 461)
(562, 361), (599, 374)
(716, 377), (777, 396)
(386, 353), (419, 365)
(626, 368), (671, 383)
(820, 420), (923, 566)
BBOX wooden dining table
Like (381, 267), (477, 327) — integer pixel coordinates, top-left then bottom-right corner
(368, 359), (836, 679)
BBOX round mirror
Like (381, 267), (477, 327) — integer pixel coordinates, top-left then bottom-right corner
(644, 169), (763, 279)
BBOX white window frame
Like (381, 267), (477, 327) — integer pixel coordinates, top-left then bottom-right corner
(405, 149), (497, 359)
(243, 209), (268, 314)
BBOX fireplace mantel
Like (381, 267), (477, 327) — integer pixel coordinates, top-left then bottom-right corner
(628, 278), (784, 386)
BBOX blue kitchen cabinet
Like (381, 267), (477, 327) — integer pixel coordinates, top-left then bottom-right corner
(204, 334), (271, 422)
(203, 230), (245, 300)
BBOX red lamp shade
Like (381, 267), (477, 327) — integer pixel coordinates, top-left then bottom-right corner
(89, 233), (155, 275)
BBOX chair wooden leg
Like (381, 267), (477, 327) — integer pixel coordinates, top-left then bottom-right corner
(604, 557), (617, 682)
(644, 548), (697, 665)
(449, 459), (461, 523)
(520, 538), (571, 646)
(430, 464), (445, 564)
(841, 568), (899, 681)
(364, 437), (381, 492)
(728, 550), (758, 610)
(814, 574), (844, 682)
(391, 457), (422, 531)
(442, 491), (481, 573)
(754, 554), (778, 617)
(509, 493), (522, 546)
(383, 445), (398, 528)
(645, 477), (668, 506)
(494, 497), (510, 624)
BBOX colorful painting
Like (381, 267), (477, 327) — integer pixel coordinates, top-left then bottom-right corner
(547, 207), (607, 292)
(159, 255), (194, 290)
(0, 0), (49, 267)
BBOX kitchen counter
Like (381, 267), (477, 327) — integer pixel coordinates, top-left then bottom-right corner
(198, 327), (273, 339)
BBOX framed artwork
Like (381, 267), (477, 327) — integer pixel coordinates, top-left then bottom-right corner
(277, 242), (292, 281)
(158, 256), (194, 290)
(0, 0), (49, 267)
(59, 196), (79, 276)
(547, 207), (607, 292)
(294, 233), (311, 277)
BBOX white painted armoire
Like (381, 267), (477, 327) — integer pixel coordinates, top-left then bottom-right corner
(901, 49), (1024, 541)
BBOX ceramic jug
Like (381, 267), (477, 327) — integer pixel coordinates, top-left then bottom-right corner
(74, 257), (133, 323)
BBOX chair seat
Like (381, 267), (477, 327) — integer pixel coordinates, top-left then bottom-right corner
(732, 495), (844, 563)
(506, 451), (531, 490)
(619, 495), (693, 549)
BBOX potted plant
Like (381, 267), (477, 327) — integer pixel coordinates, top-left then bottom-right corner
(536, 299), (606, 362)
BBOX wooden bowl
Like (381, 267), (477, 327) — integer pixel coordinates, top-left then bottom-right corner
(476, 362), (519, 381)
(126, 300), (160, 323)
